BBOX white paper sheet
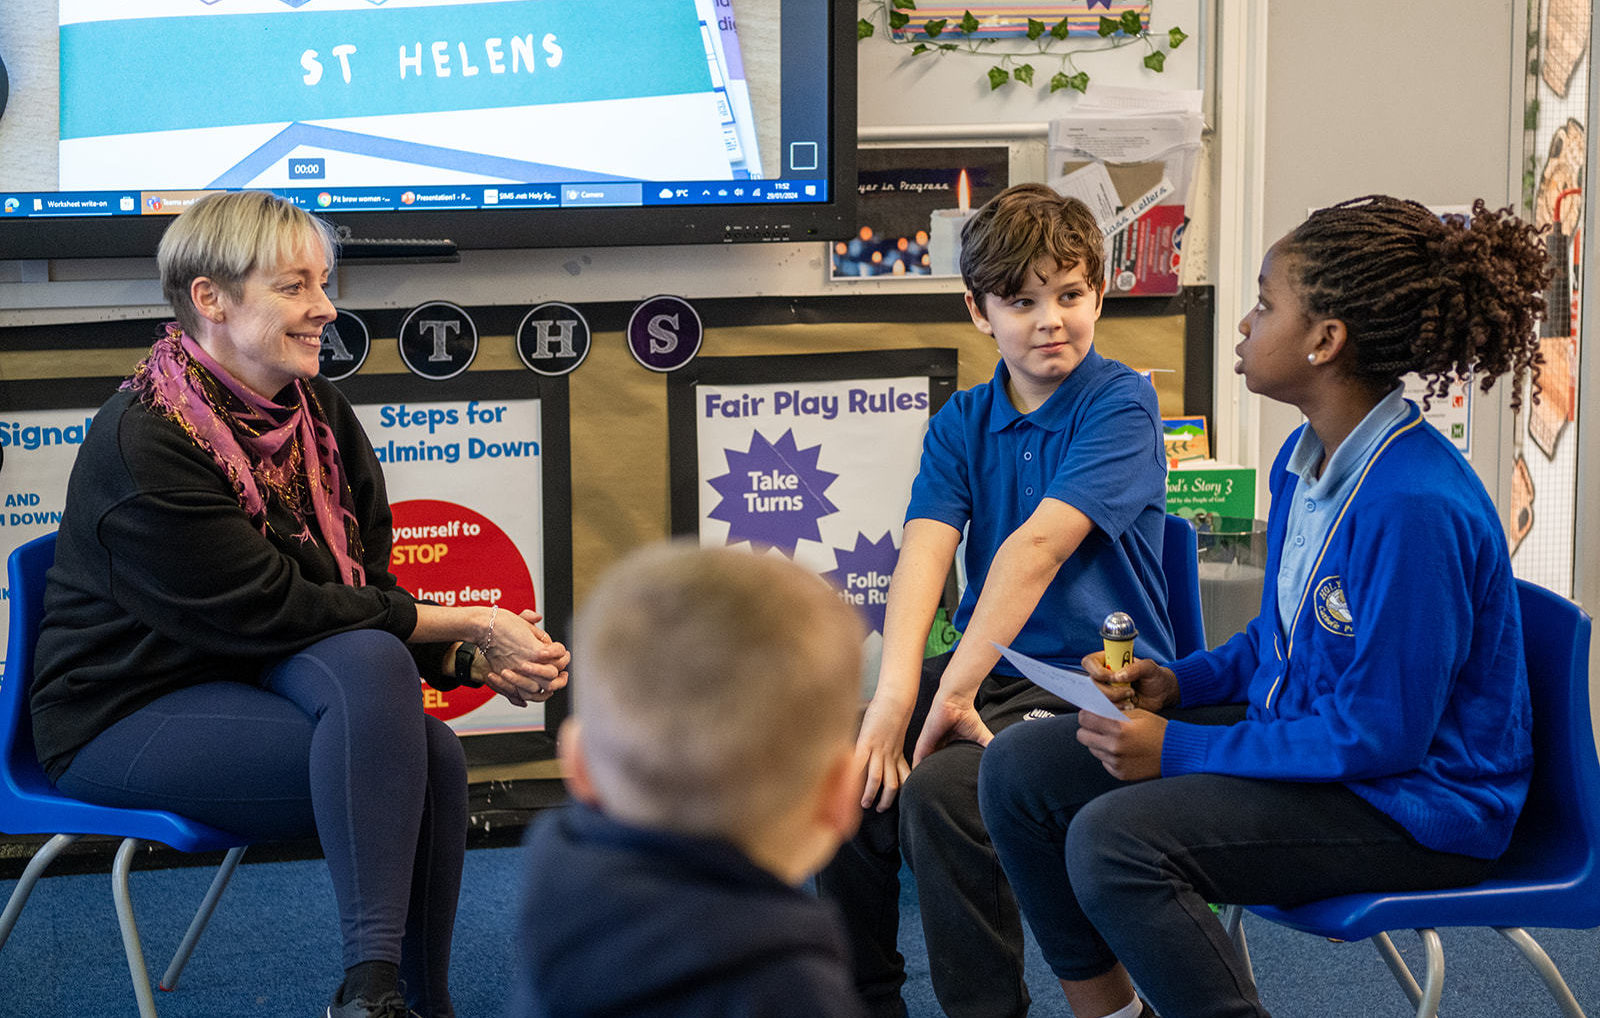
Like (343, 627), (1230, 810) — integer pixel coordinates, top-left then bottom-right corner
(1051, 161), (1122, 224)
(990, 642), (1128, 723)
(1045, 93), (1204, 213)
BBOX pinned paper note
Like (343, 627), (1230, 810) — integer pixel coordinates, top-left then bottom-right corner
(1053, 161), (1122, 226)
(990, 642), (1127, 722)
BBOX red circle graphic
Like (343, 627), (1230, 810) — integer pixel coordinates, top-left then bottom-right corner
(388, 499), (536, 721)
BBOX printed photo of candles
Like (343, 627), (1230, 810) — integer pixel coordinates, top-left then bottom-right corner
(926, 170), (977, 276)
(831, 145), (1010, 281)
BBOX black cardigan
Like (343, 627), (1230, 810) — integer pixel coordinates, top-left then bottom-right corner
(31, 375), (447, 780)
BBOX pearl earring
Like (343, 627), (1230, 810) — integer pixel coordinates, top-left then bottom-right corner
(1306, 353), (1317, 364)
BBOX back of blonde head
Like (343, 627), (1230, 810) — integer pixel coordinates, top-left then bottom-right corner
(573, 543), (865, 840)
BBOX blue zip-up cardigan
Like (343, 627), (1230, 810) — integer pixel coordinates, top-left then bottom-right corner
(1160, 402), (1532, 859)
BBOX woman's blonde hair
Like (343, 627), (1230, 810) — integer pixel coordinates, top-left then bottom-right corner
(157, 191), (337, 336)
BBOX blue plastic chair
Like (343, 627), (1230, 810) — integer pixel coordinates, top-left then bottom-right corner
(1162, 513), (1206, 657)
(1223, 579), (1597, 1017)
(0, 532), (251, 1018)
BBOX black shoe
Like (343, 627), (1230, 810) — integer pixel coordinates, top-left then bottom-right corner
(326, 990), (417, 1018)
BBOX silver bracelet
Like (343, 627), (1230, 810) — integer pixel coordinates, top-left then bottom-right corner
(483, 604), (500, 654)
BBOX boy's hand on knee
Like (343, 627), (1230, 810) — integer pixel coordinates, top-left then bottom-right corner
(1076, 709), (1166, 781)
(856, 698), (913, 811)
(911, 697), (993, 767)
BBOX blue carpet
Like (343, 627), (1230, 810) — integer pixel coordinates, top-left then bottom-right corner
(894, 869), (1600, 1016)
(3, 847), (1600, 1016)
(0, 848), (523, 1017)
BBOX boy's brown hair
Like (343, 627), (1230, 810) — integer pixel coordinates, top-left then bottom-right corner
(959, 182), (1105, 311)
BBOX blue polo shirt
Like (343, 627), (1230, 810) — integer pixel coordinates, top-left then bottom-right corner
(906, 349), (1175, 674)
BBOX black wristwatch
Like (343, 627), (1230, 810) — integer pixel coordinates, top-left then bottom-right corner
(453, 642), (485, 689)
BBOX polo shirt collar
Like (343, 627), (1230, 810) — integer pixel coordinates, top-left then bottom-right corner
(987, 347), (1108, 433)
(1285, 384), (1411, 490)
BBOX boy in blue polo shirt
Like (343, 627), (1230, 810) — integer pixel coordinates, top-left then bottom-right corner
(815, 182), (1175, 1018)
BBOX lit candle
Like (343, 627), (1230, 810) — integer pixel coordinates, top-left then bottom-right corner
(927, 169), (975, 277)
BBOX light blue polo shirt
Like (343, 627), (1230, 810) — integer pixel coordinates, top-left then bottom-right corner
(1276, 386), (1411, 634)
(905, 350), (1175, 673)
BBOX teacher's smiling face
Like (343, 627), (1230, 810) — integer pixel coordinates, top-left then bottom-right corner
(190, 234), (337, 401)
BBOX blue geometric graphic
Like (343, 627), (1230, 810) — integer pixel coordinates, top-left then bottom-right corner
(822, 532), (901, 636)
(706, 429), (839, 556)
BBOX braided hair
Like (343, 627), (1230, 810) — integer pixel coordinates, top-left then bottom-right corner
(1280, 195), (1550, 410)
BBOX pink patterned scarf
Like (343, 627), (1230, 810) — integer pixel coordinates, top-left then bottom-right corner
(123, 324), (366, 586)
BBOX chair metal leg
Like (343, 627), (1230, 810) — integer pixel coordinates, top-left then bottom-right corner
(1218, 905), (1253, 976)
(0, 833), (81, 951)
(1411, 929), (1445, 1018)
(1495, 926), (1587, 1017)
(1370, 931), (1430, 1014)
(112, 837), (159, 1018)
(159, 845), (246, 991)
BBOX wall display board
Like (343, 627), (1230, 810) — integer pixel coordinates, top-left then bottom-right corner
(885, 1), (1151, 40)
(0, 292), (1188, 721)
(338, 369), (573, 737)
(1514, 0), (1589, 594)
(667, 348), (958, 695)
(0, 376), (124, 687)
(0, 344), (572, 742)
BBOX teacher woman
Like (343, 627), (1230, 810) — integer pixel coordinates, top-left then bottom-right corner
(29, 190), (569, 1018)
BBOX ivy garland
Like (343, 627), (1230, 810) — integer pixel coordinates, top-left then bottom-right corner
(858, 2), (1189, 94)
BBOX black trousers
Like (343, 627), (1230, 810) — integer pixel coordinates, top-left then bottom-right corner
(815, 652), (1072, 1018)
(979, 709), (1493, 1018)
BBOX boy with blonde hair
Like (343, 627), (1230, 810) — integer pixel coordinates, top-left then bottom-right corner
(506, 543), (870, 1018)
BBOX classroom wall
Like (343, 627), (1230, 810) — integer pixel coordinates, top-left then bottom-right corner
(0, 2), (1526, 581)
(0, 0), (1205, 326)
(1255, 1), (1518, 483)
(0, 1), (1205, 608)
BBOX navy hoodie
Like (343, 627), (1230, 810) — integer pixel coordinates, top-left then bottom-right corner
(505, 803), (867, 1018)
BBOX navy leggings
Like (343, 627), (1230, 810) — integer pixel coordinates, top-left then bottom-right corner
(55, 630), (468, 1017)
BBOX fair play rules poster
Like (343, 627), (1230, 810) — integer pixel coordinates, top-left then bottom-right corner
(668, 349), (958, 695)
(342, 371), (572, 738)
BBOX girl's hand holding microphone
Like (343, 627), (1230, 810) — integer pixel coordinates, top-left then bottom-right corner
(1081, 649), (1178, 714)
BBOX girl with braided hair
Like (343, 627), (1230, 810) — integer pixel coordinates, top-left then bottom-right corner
(973, 195), (1549, 1018)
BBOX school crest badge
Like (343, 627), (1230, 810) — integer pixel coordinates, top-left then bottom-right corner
(1313, 576), (1355, 636)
